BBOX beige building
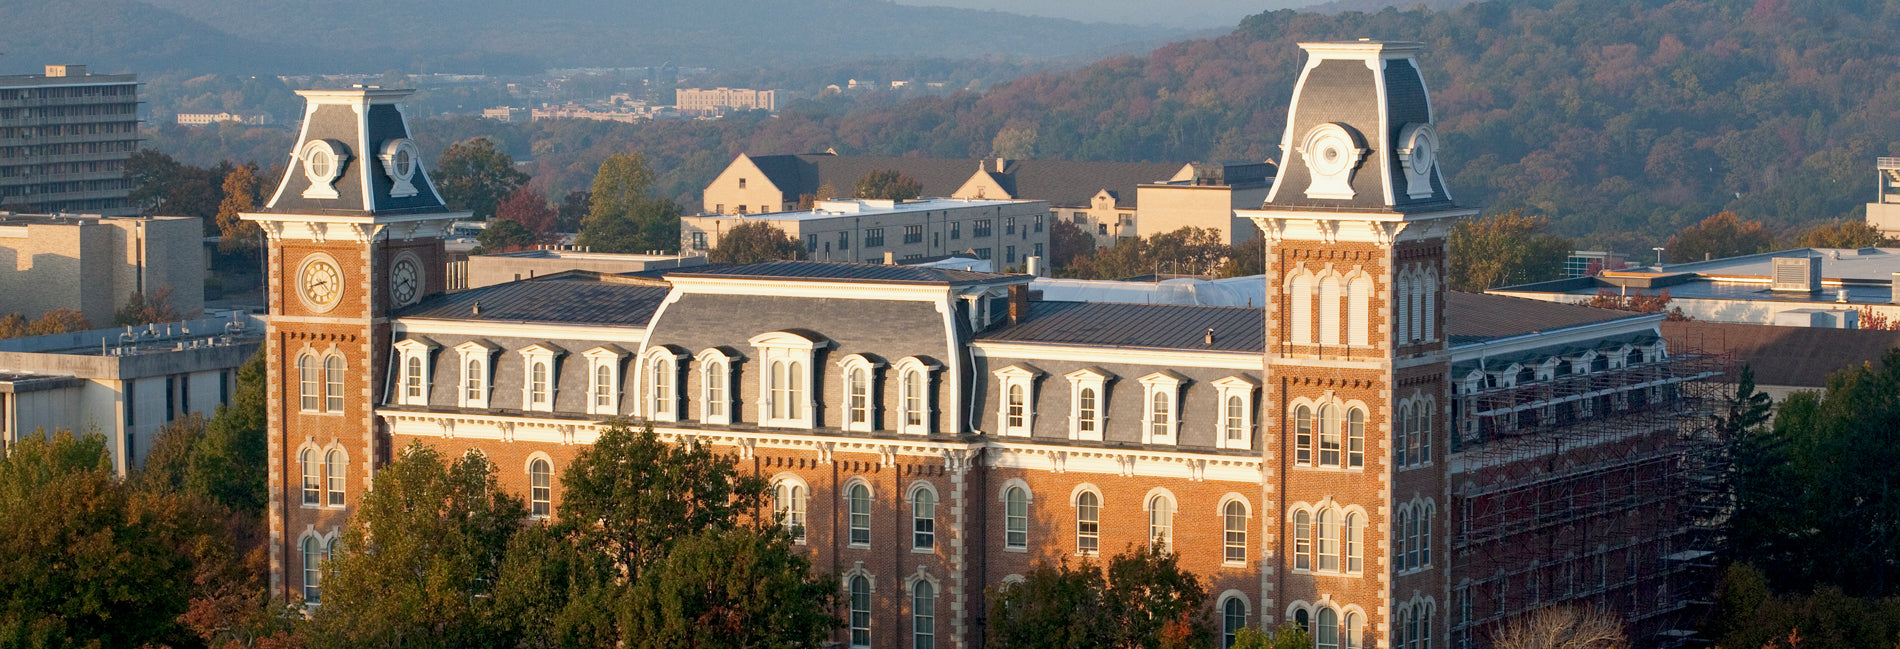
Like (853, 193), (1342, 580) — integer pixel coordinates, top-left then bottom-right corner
(175, 112), (272, 126)
(464, 249), (707, 289)
(0, 213), (204, 325)
(0, 65), (141, 216)
(675, 87), (777, 113)
(1868, 157), (1900, 238)
(1133, 162), (1274, 245)
(681, 197), (1049, 267)
(0, 312), (262, 474)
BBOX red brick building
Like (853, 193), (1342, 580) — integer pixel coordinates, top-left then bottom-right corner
(250, 42), (1716, 649)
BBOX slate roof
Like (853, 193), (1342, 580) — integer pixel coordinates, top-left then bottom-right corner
(1445, 292), (1645, 345)
(672, 260), (1023, 285)
(977, 301), (1266, 353)
(398, 277), (670, 326)
(1661, 320), (1900, 389)
(745, 153), (1185, 208)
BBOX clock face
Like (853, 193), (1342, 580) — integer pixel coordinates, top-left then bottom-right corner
(390, 256), (420, 306)
(298, 255), (344, 312)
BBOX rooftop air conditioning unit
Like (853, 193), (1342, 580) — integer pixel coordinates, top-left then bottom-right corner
(1771, 256), (1822, 293)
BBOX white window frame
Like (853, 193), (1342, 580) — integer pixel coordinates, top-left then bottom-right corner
(837, 354), (883, 433)
(582, 345), (628, 416)
(1290, 270), (1315, 344)
(1347, 273), (1373, 347)
(1000, 479), (1032, 552)
(638, 345), (687, 422)
(1145, 488), (1176, 550)
(1065, 367), (1111, 442)
(1138, 371), (1184, 446)
(392, 338), (436, 407)
(696, 348), (735, 425)
(454, 340), (498, 409)
(518, 343), (565, 413)
(772, 474), (810, 543)
(1212, 375), (1258, 450)
(1219, 496), (1250, 566)
(750, 331), (829, 429)
(993, 364), (1041, 437)
(908, 481), (938, 552)
(894, 356), (941, 435)
(527, 454), (554, 519)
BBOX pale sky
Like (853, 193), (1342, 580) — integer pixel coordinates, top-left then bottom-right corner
(888, 0), (1312, 28)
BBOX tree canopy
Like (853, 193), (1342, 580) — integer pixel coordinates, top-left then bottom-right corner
(986, 545), (1209, 649)
(434, 137), (531, 221)
(708, 221), (804, 265)
(577, 153), (682, 253)
(852, 169), (923, 201)
(1447, 211), (1571, 292)
(1664, 212), (1777, 265)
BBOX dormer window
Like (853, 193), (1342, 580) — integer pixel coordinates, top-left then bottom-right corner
(750, 331), (830, 429)
(697, 348), (736, 425)
(518, 343), (566, 413)
(837, 354), (883, 433)
(894, 356), (942, 435)
(392, 338), (438, 407)
(582, 346), (628, 416)
(641, 346), (688, 422)
(993, 364), (1042, 438)
(1212, 375), (1259, 451)
(1138, 371), (1185, 446)
(454, 340), (498, 409)
(1064, 368), (1112, 442)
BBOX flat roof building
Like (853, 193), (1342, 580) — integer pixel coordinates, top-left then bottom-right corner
(680, 197), (1051, 267)
(0, 212), (204, 325)
(463, 249), (707, 289)
(1490, 247), (1900, 328)
(0, 65), (141, 216)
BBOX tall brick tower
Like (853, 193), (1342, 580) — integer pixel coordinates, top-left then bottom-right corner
(1240, 41), (1475, 647)
(242, 88), (464, 600)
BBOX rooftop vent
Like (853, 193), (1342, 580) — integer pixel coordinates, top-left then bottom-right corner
(1771, 256), (1821, 293)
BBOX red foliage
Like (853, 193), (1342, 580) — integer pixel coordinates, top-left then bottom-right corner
(495, 187), (556, 238)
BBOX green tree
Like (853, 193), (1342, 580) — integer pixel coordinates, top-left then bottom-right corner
(1665, 212), (1778, 265)
(987, 544), (1209, 649)
(310, 443), (527, 648)
(1708, 564), (1900, 649)
(434, 137), (530, 221)
(1447, 211), (1571, 291)
(473, 218), (538, 254)
(189, 350), (269, 514)
(852, 169), (922, 201)
(1229, 624), (1310, 649)
(1795, 219), (1889, 249)
(126, 148), (231, 221)
(578, 153), (682, 254)
(708, 221), (804, 264)
(619, 527), (839, 649)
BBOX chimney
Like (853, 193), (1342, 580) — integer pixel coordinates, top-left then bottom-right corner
(45, 64), (86, 77)
(1007, 284), (1030, 324)
(1025, 255), (1042, 276)
(883, 251), (896, 265)
(1205, 328), (1215, 346)
(995, 158), (1009, 173)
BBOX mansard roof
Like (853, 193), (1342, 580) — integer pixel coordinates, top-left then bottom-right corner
(977, 301), (1266, 353)
(672, 260), (1025, 285)
(262, 89), (451, 216)
(398, 275), (670, 326)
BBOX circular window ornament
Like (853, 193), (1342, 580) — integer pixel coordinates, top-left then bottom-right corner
(1298, 123), (1365, 200)
(299, 139), (351, 200)
(379, 138), (422, 198)
(1397, 122), (1440, 199)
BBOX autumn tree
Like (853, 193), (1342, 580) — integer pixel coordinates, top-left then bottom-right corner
(433, 137), (530, 221)
(1795, 219), (1889, 249)
(578, 153), (681, 254)
(113, 286), (183, 326)
(1580, 289), (1687, 320)
(1447, 211), (1571, 291)
(1229, 625), (1311, 649)
(496, 186), (557, 239)
(126, 149), (231, 222)
(0, 309), (93, 339)
(1665, 212), (1777, 264)
(309, 443), (526, 648)
(215, 162), (265, 253)
(987, 545), (1210, 649)
(1488, 607), (1626, 649)
(707, 221), (804, 264)
(852, 169), (923, 201)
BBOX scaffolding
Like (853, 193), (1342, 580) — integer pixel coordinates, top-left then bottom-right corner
(1446, 334), (1733, 649)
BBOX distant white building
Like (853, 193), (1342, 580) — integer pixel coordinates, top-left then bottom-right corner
(679, 197), (1050, 267)
(674, 87), (776, 113)
(1490, 247), (1900, 328)
(176, 112), (273, 126)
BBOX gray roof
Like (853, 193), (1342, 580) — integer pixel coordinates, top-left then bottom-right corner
(672, 260), (1023, 285)
(1445, 292), (1646, 345)
(1263, 45), (1456, 214)
(398, 277), (670, 326)
(978, 301), (1266, 353)
(1662, 320), (1900, 389)
(264, 96), (449, 216)
(746, 153), (1184, 208)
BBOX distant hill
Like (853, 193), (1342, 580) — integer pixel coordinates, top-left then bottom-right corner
(99, 0), (1177, 73)
(0, 0), (289, 74)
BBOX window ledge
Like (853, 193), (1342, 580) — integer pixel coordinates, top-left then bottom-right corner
(1003, 546), (1028, 554)
(911, 547), (936, 554)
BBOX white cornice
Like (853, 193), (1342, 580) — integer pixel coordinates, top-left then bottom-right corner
(394, 318), (647, 344)
(974, 342), (1262, 370)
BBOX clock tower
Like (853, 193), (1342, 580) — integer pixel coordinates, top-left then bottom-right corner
(242, 88), (465, 600)
(1240, 41), (1475, 646)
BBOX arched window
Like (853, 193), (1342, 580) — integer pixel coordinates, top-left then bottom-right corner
(1006, 384), (1026, 429)
(1418, 400), (1433, 465)
(1294, 608), (1310, 632)
(774, 480), (808, 541)
(1397, 402), (1414, 467)
(848, 482), (871, 545)
(1423, 270), (1437, 342)
(1222, 597), (1247, 649)
(1407, 605), (1422, 649)
(1293, 509), (1312, 571)
(1005, 487), (1029, 549)
(299, 449), (320, 506)
(1396, 272), (1412, 344)
(1077, 387), (1098, 435)
(1347, 275), (1372, 346)
(1409, 274), (1424, 343)
(529, 459), (552, 518)
(297, 354), (319, 411)
(1318, 404), (1340, 467)
(1316, 608), (1340, 649)
(1147, 493), (1174, 549)
(1346, 407), (1365, 468)
(902, 369), (926, 432)
(1317, 509), (1340, 571)
(464, 358), (484, 402)
(703, 356), (729, 423)
(1149, 391), (1171, 441)
(1075, 491), (1100, 555)
(1421, 503), (1434, 568)
(405, 356), (423, 399)
(645, 357), (668, 416)
(849, 366), (871, 426)
(1223, 501), (1248, 564)
(594, 364), (613, 408)
(1344, 611), (1362, 649)
(302, 535), (325, 604)
(1225, 395), (1246, 443)
(912, 486), (937, 550)
(324, 355), (345, 411)
(912, 580), (937, 649)
(848, 575), (872, 648)
(325, 449), (345, 507)
(1344, 512), (1362, 573)
(1293, 405), (1313, 465)
(1290, 273), (1314, 344)
(1408, 506), (1422, 570)
(1319, 275), (1341, 345)
(1396, 507), (1413, 571)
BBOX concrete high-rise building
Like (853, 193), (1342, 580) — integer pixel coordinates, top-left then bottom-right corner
(0, 65), (140, 216)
